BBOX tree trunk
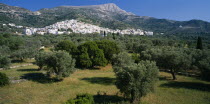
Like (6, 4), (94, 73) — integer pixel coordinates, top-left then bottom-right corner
(130, 89), (135, 103)
(171, 69), (177, 80)
(38, 66), (43, 71)
(130, 89), (140, 104)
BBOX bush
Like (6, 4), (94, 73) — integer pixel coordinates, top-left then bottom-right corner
(0, 55), (11, 69)
(0, 72), (9, 87)
(66, 94), (94, 104)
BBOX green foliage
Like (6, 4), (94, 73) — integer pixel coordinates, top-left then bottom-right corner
(0, 72), (9, 87)
(0, 45), (11, 56)
(11, 48), (38, 61)
(114, 61), (159, 103)
(35, 51), (76, 80)
(66, 94), (94, 104)
(141, 48), (192, 80)
(131, 53), (141, 64)
(198, 57), (210, 81)
(78, 41), (107, 68)
(197, 50), (210, 81)
(96, 40), (120, 62)
(46, 51), (76, 79)
(0, 33), (23, 50)
(0, 55), (11, 69)
(112, 52), (134, 72)
(35, 52), (51, 70)
(78, 52), (92, 68)
(55, 40), (78, 55)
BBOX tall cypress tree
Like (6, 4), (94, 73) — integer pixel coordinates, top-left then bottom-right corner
(196, 37), (203, 50)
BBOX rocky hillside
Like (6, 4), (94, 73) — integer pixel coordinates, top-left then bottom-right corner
(0, 3), (210, 33)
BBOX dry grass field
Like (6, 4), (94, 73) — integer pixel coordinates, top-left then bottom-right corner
(0, 64), (210, 104)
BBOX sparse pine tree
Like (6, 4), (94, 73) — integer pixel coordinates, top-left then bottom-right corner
(196, 37), (203, 50)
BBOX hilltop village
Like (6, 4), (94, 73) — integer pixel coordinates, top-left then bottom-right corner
(23, 20), (153, 35)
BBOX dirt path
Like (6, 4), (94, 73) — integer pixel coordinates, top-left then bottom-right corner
(0, 63), (33, 70)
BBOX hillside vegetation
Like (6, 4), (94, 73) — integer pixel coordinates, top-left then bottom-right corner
(1, 3), (210, 33)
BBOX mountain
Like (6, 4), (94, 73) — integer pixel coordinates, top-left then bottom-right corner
(0, 3), (210, 33)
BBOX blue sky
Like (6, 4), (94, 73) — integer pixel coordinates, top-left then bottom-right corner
(0, 0), (209, 22)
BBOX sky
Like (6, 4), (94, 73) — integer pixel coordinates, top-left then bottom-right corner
(0, 0), (209, 22)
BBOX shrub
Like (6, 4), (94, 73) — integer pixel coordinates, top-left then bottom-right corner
(0, 72), (9, 87)
(66, 94), (94, 104)
(0, 55), (11, 69)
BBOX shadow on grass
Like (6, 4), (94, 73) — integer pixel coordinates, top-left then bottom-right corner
(81, 77), (115, 85)
(17, 68), (38, 72)
(159, 76), (172, 81)
(21, 73), (61, 84)
(89, 67), (100, 70)
(160, 81), (210, 92)
(11, 59), (23, 63)
(94, 95), (128, 104)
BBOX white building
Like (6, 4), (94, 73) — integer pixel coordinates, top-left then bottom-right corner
(48, 29), (58, 34)
(23, 19), (153, 36)
(24, 29), (33, 35)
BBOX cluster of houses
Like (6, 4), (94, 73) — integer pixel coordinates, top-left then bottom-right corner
(3, 19), (153, 36)
(24, 19), (153, 36)
(2, 23), (23, 28)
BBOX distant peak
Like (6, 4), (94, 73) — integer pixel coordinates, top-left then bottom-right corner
(47, 3), (134, 15)
(95, 3), (120, 12)
(92, 3), (134, 15)
(100, 3), (117, 6)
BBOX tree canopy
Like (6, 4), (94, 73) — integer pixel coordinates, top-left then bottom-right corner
(77, 41), (107, 68)
(114, 60), (159, 103)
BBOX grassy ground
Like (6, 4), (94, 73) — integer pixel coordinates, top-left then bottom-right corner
(0, 64), (210, 104)
(10, 59), (35, 67)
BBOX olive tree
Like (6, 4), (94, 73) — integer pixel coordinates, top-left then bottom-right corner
(35, 52), (51, 70)
(45, 51), (76, 80)
(111, 52), (134, 72)
(114, 60), (159, 103)
(141, 48), (192, 80)
(161, 49), (192, 80)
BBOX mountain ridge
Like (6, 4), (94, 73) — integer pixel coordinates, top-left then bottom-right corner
(0, 3), (210, 33)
